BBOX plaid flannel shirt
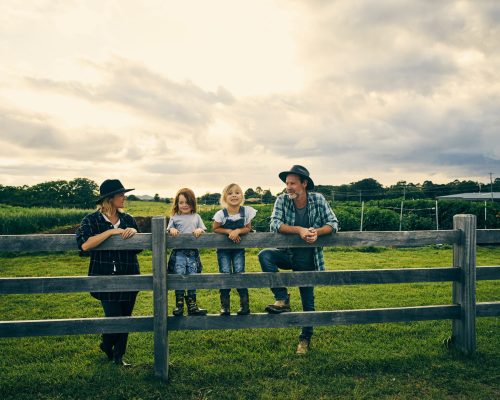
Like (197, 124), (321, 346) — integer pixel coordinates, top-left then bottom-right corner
(270, 192), (338, 271)
(76, 210), (141, 301)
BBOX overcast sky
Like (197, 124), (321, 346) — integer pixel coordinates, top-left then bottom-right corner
(1, 0), (499, 197)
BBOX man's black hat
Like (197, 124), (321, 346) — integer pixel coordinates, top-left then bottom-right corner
(278, 165), (315, 190)
(96, 179), (134, 203)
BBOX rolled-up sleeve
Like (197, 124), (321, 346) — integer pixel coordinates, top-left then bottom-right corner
(322, 198), (338, 232)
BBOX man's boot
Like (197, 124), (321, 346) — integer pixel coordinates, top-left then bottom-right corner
(265, 293), (291, 314)
(296, 338), (310, 355)
(185, 295), (208, 316)
(237, 289), (250, 315)
(172, 294), (184, 316)
(220, 292), (231, 316)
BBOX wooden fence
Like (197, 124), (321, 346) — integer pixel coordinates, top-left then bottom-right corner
(1, 214), (500, 382)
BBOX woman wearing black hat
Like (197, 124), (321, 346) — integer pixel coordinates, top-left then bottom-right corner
(76, 179), (141, 367)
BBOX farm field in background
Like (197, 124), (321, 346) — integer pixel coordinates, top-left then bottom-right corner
(0, 246), (499, 399)
(1, 199), (498, 235)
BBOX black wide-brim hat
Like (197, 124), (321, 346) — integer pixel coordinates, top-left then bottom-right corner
(96, 179), (134, 203)
(278, 165), (315, 190)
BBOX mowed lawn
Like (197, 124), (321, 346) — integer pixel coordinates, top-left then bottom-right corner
(0, 246), (499, 399)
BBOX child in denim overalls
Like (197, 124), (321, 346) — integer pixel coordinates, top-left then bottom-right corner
(213, 183), (257, 315)
(167, 188), (207, 316)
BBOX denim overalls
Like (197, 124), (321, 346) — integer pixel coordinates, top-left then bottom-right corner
(217, 207), (249, 302)
(217, 207), (246, 274)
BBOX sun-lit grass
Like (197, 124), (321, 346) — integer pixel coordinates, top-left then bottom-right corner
(0, 245), (499, 399)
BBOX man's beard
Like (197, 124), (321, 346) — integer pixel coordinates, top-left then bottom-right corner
(287, 192), (298, 200)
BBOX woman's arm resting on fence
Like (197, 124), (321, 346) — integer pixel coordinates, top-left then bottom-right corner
(81, 228), (132, 251)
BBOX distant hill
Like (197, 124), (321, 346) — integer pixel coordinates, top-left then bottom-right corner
(134, 194), (154, 201)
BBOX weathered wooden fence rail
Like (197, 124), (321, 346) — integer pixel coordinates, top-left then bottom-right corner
(1, 214), (500, 382)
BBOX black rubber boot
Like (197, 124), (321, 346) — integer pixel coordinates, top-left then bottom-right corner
(220, 292), (231, 316)
(237, 288), (250, 315)
(186, 296), (207, 316)
(173, 294), (184, 316)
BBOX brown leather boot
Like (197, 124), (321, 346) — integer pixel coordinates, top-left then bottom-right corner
(265, 293), (291, 314)
(296, 338), (310, 355)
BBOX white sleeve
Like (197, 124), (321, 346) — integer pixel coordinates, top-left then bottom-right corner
(244, 206), (257, 225)
(212, 210), (225, 224)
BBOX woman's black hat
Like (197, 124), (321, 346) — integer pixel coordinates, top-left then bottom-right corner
(278, 165), (315, 190)
(96, 179), (134, 203)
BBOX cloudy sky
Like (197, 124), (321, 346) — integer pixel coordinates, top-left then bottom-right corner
(1, 0), (499, 197)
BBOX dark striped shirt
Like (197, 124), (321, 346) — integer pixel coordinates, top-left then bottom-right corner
(76, 210), (141, 301)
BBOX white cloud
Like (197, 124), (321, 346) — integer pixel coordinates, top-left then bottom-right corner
(0, 0), (499, 196)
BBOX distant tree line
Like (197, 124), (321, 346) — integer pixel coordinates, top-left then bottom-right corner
(315, 178), (500, 202)
(1, 177), (499, 209)
(0, 178), (98, 209)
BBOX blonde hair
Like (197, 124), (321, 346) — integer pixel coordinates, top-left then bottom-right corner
(171, 188), (197, 216)
(97, 197), (123, 216)
(220, 183), (244, 208)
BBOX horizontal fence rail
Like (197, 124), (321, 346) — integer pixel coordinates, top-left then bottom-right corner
(0, 233), (152, 252)
(0, 216), (499, 382)
(165, 230), (461, 249)
(2, 266), (500, 295)
(2, 302), (498, 338)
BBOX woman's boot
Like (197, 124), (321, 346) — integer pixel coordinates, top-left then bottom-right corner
(185, 295), (207, 316)
(237, 288), (250, 315)
(172, 294), (184, 316)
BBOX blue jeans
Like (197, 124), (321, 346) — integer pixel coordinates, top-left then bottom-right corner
(173, 251), (198, 299)
(217, 249), (245, 297)
(258, 248), (315, 340)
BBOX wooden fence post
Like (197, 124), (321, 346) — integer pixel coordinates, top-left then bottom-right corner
(152, 216), (168, 381)
(452, 214), (477, 356)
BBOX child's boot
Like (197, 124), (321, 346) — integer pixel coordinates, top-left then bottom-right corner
(173, 293), (184, 316)
(237, 288), (250, 315)
(185, 295), (208, 316)
(220, 291), (230, 316)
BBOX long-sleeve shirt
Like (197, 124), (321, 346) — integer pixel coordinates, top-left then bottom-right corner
(76, 210), (141, 301)
(269, 192), (338, 271)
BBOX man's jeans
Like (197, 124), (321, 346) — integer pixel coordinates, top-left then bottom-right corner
(258, 248), (315, 340)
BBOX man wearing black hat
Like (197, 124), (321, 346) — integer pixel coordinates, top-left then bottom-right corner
(258, 165), (338, 354)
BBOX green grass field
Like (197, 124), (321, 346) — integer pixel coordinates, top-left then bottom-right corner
(0, 246), (499, 399)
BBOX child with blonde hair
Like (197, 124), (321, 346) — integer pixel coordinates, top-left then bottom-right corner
(167, 188), (207, 316)
(212, 183), (257, 315)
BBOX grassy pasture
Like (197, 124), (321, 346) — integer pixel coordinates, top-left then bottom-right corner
(0, 245), (499, 399)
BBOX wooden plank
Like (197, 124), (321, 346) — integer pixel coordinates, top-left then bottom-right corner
(476, 229), (500, 244)
(476, 302), (500, 317)
(452, 214), (477, 356)
(0, 233), (151, 252)
(166, 268), (460, 290)
(476, 266), (500, 281)
(152, 217), (168, 382)
(0, 316), (153, 337)
(165, 230), (460, 249)
(0, 275), (153, 294)
(167, 305), (461, 331)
